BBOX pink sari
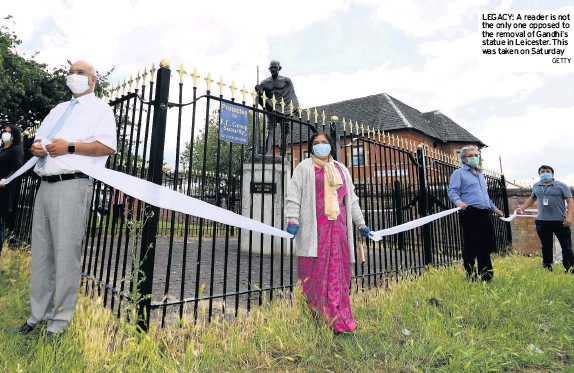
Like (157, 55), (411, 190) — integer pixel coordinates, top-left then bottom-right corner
(297, 164), (357, 333)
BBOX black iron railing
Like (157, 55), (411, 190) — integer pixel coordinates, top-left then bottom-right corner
(9, 64), (511, 330)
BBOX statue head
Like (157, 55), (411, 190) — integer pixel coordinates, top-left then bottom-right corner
(269, 60), (282, 78)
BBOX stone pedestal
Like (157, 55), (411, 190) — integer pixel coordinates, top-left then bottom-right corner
(241, 157), (291, 255)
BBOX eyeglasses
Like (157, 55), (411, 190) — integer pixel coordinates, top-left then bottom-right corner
(464, 154), (480, 158)
(67, 70), (93, 76)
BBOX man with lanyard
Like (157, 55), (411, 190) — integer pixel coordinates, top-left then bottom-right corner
(14, 60), (117, 338)
(448, 145), (504, 282)
(517, 165), (574, 272)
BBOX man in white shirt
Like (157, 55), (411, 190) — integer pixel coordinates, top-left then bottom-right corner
(16, 60), (117, 338)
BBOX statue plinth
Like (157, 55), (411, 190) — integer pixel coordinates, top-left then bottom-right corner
(240, 157), (291, 256)
(251, 154), (284, 164)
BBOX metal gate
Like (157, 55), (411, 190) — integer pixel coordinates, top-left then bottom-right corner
(10, 62), (512, 330)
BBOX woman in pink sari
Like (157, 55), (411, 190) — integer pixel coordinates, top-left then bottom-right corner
(285, 133), (373, 333)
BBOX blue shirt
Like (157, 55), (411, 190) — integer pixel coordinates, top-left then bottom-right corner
(530, 179), (572, 221)
(448, 164), (498, 211)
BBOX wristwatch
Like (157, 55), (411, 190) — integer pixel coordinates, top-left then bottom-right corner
(68, 142), (75, 154)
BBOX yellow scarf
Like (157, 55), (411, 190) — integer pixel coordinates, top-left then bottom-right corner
(312, 155), (343, 220)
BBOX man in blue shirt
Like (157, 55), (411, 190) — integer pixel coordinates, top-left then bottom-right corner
(517, 165), (573, 272)
(448, 145), (503, 281)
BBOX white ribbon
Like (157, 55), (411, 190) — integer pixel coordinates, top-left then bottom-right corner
(369, 207), (462, 241)
(4, 156), (293, 239)
(4, 157), (38, 185)
(5, 154), (535, 242)
(500, 210), (538, 222)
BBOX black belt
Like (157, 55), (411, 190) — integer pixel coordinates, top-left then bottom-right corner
(466, 206), (488, 210)
(41, 172), (89, 183)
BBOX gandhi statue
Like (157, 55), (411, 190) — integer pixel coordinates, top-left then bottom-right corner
(255, 60), (299, 156)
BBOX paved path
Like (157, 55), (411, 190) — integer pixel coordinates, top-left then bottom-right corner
(82, 233), (438, 324)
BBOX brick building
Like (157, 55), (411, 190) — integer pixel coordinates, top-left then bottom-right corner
(282, 93), (486, 170)
(315, 93), (483, 153)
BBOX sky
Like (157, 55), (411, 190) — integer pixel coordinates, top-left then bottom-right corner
(4, 0), (574, 186)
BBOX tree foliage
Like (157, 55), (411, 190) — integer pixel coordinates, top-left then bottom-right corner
(0, 16), (113, 130)
(0, 17), (68, 129)
(180, 109), (258, 176)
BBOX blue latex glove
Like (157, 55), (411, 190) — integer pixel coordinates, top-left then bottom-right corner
(286, 224), (299, 238)
(359, 226), (374, 238)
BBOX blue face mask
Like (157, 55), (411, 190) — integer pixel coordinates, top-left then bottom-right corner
(466, 156), (479, 168)
(540, 173), (553, 183)
(313, 143), (331, 158)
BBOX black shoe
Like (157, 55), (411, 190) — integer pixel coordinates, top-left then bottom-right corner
(15, 322), (36, 335)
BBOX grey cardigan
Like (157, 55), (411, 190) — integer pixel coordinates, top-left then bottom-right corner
(284, 158), (366, 263)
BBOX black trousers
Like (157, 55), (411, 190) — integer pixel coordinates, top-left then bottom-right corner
(459, 207), (495, 281)
(264, 115), (290, 156)
(535, 220), (573, 271)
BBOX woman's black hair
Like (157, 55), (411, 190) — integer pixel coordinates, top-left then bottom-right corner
(307, 132), (335, 156)
(2, 124), (22, 146)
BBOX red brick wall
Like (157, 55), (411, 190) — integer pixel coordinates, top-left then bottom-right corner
(283, 129), (479, 167)
(282, 130), (482, 186)
(507, 188), (574, 255)
(507, 189), (540, 254)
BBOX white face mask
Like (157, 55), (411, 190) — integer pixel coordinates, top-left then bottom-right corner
(1, 132), (12, 144)
(66, 74), (90, 94)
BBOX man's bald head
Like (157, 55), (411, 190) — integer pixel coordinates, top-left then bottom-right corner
(268, 60), (282, 78)
(71, 60), (95, 75)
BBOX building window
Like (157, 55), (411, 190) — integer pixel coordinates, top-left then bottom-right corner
(352, 148), (364, 166)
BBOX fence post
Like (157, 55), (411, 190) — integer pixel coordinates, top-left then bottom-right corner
(393, 180), (405, 249)
(137, 60), (171, 331)
(416, 146), (433, 266)
(329, 116), (340, 161)
(499, 174), (512, 247)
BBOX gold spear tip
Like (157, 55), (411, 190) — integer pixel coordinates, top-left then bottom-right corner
(331, 116), (339, 121)
(159, 59), (170, 68)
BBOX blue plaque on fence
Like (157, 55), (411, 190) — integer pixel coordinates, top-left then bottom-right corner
(219, 102), (249, 145)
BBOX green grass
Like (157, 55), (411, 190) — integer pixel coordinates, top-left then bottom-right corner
(1, 248), (574, 372)
(91, 219), (234, 237)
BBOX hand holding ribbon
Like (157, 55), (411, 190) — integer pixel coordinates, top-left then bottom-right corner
(500, 209), (538, 222)
(359, 226), (374, 238)
(285, 224), (299, 238)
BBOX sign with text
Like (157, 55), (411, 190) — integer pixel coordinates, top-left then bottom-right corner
(478, 10), (572, 72)
(219, 102), (249, 144)
(250, 182), (276, 194)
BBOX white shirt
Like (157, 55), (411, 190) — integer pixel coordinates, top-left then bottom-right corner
(34, 93), (117, 176)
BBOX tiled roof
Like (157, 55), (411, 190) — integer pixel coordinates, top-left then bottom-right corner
(421, 111), (485, 146)
(269, 93), (485, 146)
